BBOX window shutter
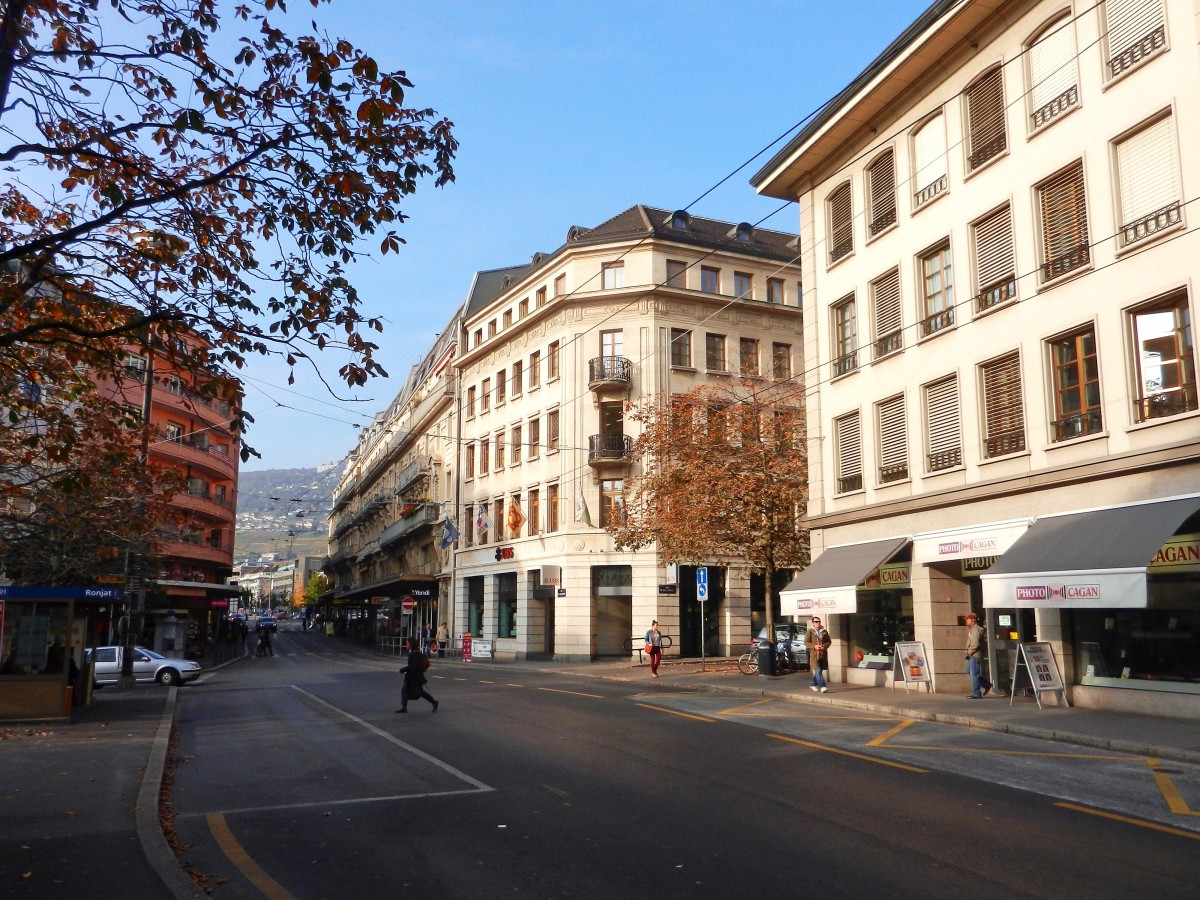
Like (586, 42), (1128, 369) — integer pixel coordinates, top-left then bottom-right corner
(982, 352), (1025, 455)
(836, 412), (862, 481)
(877, 395), (908, 476)
(1106, 0), (1165, 60)
(1029, 18), (1077, 110)
(925, 376), (961, 467)
(828, 183), (853, 261)
(1039, 161), (1089, 277)
(1117, 115), (1180, 225)
(868, 151), (896, 233)
(913, 115), (947, 193)
(872, 270), (902, 351)
(975, 206), (1014, 290)
(965, 67), (1006, 169)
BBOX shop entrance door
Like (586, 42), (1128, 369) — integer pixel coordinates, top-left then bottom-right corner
(987, 607), (1036, 697)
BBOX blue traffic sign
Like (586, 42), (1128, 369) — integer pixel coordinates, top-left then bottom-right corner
(696, 566), (708, 601)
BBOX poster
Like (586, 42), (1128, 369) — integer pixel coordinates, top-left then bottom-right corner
(894, 641), (931, 683)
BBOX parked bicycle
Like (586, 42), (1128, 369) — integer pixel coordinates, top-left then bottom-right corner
(737, 641), (761, 674)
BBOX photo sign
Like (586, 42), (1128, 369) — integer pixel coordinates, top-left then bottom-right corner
(1013, 642), (1069, 709)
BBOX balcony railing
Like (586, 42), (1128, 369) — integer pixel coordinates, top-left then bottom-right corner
(967, 133), (1006, 170)
(919, 307), (954, 338)
(1110, 25), (1166, 78)
(914, 174), (947, 207)
(836, 473), (863, 494)
(873, 331), (903, 359)
(1043, 242), (1090, 282)
(1051, 410), (1103, 442)
(588, 433), (633, 466)
(829, 240), (853, 263)
(587, 356), (633, 391)
(975, 277), (1016, 313)
(832, 351), (858, 377)
(1121, 201), (1181, 248)
(878, 463), (908, 484)
(869, 207), (897, 236)
(927, 448), (962, 472)
(1135, 383), (1198, 423)
(984, 429), (1026, 458)
(1031, 84), (1078, 130)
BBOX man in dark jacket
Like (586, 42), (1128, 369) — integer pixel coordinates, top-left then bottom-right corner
(397, 638), (439, 713)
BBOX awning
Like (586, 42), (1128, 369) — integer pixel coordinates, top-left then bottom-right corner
(981, 495), (1200, 608)
(779, 536), (910, 615)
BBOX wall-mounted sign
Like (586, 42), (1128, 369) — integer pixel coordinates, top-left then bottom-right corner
(541, 565), (562, 586)
(1148, 534), (1200, 572)
(494, 546), (515, 561)
(862, 562), (910, 590)
(961, 555), (1000, 577)
(658, 584), (677, 595)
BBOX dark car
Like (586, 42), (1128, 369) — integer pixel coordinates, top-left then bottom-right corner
(255, 617), (278, 633)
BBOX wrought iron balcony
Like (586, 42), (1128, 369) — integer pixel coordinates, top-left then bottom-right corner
(975, 278), (1016, 313)
(1051, 410), (1103, 442)
(873, 331), (903, 359)
(588, 432), (633, 466)
(984, 429), (1026, 458)
(836, 473), (863, 494)
(588, 356), (632, 391)
(927, 448), (962, 472)
(919, 307), (954, 338)
(1135, 383), (1197, 423)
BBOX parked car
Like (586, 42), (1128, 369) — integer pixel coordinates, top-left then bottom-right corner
(85, 646), (202, 686)
(756, 623), (810, 669)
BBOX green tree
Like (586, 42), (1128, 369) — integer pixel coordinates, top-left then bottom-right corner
(609, 381), (810, 641)
(303, 570), (327, 606)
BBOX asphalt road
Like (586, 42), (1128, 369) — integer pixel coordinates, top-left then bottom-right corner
(166, 625), (1200, 899)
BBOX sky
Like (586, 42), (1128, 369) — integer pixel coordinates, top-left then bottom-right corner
(238, 0), (932, 471)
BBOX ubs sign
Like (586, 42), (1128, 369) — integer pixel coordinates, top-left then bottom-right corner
(1015, 583), (1101, 602)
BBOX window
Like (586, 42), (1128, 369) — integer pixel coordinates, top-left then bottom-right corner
(1050, 328), (1102, 440)
(832, 295), (857, 376)
(511, 361), (523, 396)
(866, 150), (897, 234)
(666, 259), (687, 288)
(125, 353), (148, 381)
(670, 328), (692, 367)
(495, 369), (506, 404)
(528, 489), (540, 536)
(924, 375), (962, 471)
(827, 182), (853, 263)
(512, 425), (522, 464)
(548, 409), (560, 451)
(503, 310), (513, 329)
(740, 338), (760, 376)
(495, 499), (505, 542)
(871, 269), (903, 359)
(705, 333), (727, 372)
(602, 261), (625, 289)
(480, 378), (491, 412)
(834, 412), (862, 493)
(1131, 291), (1196, 422)
(1038, 160), (1090, 282)
(536, 286), (547, 307)
(465, 444), (476, 478)
(473, 328), (483, 348)
(700, 266), (720, 293)
(166, 422), (184, 443)
(547, 341), (560, 379)
(600, 329), (623, 361)
(876, 395), (908, 483)
(495, 431), (505, 469)
(600, 479), (625, 528)
(479, 437), (490, 474)
(912, 113), (947, 206)
(1115, 113), (1182, 249)
(1028, 16), (1079, 130)
(547, 483), (560, 532)
(981, 351), (1026, 457)
(767, 278), (785, 304)
(529, 351), (541, 389)
(466, 386), (476, 417)
(919, 243), (954, 337)
(972, 205), (1016, 312)
(519, 298), (529, 318)
(498, 573), (517, 638)
(965, 67), (1007, 171)
(734, 272), (752, 299)
(488, 320), (497, 338)
(528, 417), (541, 458)
(553, 274), (566, 297)
(772, 342), (791, 380)
(1104, 0), (1166, 79)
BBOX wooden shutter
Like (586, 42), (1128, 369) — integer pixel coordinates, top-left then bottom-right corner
(836, 412), (862, 482)
(872, 270), (902, 355)
(867, 151), (896, 233)
(1029, 18), (1077, 111)
(877, 395), (908, 478)
(1039, 161), (1089, 278)
(1117, 114), (1180, 225)
(982, 352), (1025, 456)
(975, 205), (1014, 290)
(1106, 0), (1165, 60)
(828, 183), (853, 262)
(913, 114), (947, 194)
(965, 67), (1006, 169)
(925, 376), (961, 469)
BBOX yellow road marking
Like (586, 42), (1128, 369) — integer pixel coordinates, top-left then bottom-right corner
(637, 703), (715, 723)
(768, 734), (928, 773)
(882, 744), (1145, 761)
(506, 683), (523, 688)
(868, 719), (918, 747)
(717, 698), (774, 715)
(1147, 760), (1200, 816)
(1055, 802), (1200, 839)
(207, 813), (296, 899)
(538, 687), (605, 699)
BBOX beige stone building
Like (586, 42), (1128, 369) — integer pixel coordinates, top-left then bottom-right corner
(754, 0), (1200, 715)
(454, 206), (803, 661)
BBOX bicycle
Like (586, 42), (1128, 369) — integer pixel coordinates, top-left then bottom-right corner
(737, 640), (766, 675)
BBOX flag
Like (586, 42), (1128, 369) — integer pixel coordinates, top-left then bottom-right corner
(575, 489), (592, 526)
(439, 517), (460, 550)
(506, 500), (527, 536)
(475, 505), (491, 535)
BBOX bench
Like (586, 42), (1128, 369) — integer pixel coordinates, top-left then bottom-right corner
(624, 634), (673, 662)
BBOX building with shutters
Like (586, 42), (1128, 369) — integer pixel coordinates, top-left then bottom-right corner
(753, 0), (1200, 715)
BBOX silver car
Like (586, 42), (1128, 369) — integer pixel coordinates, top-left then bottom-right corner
(86, 646), (202, 686)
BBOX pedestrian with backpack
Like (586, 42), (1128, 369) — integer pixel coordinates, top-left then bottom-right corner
(396, 637), (439, 714)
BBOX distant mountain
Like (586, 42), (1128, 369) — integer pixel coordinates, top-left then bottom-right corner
(234, 460), (344, 564)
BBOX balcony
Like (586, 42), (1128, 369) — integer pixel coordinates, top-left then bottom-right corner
(927, 448), (962, 472)
(174, 488), (235, 520)
(984, 429), (1026, 458)
(913, 174), (947, 207)
(588, 433), (633, 467)
(1052, 410), (1103, 442)
(975, 278), (1016, 313)
(919, 307), (954, 338)
(1110, 25), (1166, 78)
(379, 504), (442, 549)
(878, 464), (908, 484)
(1135, 383), (1197, 423)
(1031, 84), (1078, 130)
(588, 356), (632, 391)
(873, 331), (903, 359)
(967, 133), (1006, 171)
(836, 473), (862, 494)
(154, 430), (236, 474)
(1121, 201), (1181, 249)
(832, 351), (858, 377)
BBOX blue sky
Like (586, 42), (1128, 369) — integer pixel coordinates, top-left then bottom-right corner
(239, 0), (931, 471)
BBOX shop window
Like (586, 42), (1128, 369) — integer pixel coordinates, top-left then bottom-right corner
(848, 592), (914, 664)
(467, 577), (484, 636)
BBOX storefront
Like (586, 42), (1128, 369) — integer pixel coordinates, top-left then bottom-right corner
(982, 495), (1200, 712)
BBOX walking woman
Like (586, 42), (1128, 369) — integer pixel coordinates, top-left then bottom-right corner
(396, 638), (439, 713)
(645, 620), (664, 678)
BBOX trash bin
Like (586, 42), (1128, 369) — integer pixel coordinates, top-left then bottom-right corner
(758, 643), (774, 676)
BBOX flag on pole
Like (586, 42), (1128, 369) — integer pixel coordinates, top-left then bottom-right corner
(506, 500), (527, 536)
(575, 489), (592, 526)
(439, 516), (460, 550)
(475, 505), (491, 536)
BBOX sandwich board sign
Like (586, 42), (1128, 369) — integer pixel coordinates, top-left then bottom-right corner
(1012, 642), (1069, 709)
(892, 641), (932, 693)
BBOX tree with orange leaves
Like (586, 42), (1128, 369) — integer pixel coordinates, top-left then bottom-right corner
(609, 381), (809, 640)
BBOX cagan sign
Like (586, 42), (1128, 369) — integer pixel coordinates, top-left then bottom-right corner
(1014, 583), (1101, 602)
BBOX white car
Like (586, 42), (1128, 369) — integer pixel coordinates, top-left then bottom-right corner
(86, 646), (202, 686)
